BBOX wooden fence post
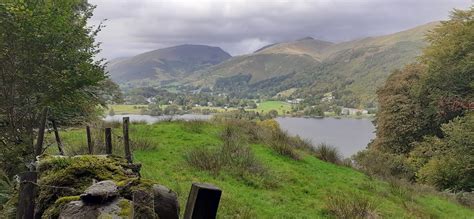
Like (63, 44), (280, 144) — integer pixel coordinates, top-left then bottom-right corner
(51, 119), (65, 155)
(105, 128), (112, 155)
(16, 171), (37, 219)
(86, 126), (93, 154)
(184, 183), (222, 219)
(123, 117), (132, 163)
(34, 107), (49, 157)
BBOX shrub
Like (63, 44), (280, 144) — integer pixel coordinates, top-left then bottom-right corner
(186, 122), (265, 177)
(186, 148), (222, 175)
(324, 191), (377, 219)
(314, 143), (342, 164)
(268, 130), (300, 160)
(131, 138), (157, 151)
(353, 149), (415, 180)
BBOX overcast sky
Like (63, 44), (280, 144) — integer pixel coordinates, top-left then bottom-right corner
(88, 0), (472, 60)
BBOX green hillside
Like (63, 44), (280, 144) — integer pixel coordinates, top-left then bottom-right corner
(53, 120), (473, 218)
(193, 22), (438, 106)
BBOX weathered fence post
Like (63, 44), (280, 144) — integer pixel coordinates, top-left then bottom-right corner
(105, 128), (112, 155)
(133, 190), (155, 218)
(123, 117), (132, 163)
(184, 183), (222, 219)
(86, 126), (93, 154)
(16, 171), (37, 219)
(51, 119), (65, 155)
(34, 107), (49, 157)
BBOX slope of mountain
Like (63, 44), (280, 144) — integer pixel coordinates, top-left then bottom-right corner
(194, 22), (438, 106)
(255, 37), (334, 61)
(107, 44), (231, 83)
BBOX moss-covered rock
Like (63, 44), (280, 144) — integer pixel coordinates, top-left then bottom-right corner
(5, 154), (178, 219)
(37, 155), (140, 217)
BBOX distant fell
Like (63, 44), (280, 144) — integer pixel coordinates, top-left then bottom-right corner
(107, 44), (231, 83)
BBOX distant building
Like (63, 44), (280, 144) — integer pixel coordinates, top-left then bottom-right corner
(321, 92), (334, 102)
(287, 98), (304, 104)
(342, 108), (368, 115)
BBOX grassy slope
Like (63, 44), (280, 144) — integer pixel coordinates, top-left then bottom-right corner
(124, 122), (471, 218)
(54, 121), (473, 218)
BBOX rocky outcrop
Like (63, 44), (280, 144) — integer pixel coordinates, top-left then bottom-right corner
(5, 155), (179, 219)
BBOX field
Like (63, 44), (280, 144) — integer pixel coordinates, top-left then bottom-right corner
(107, 104), (148, 115)
(253, 100), (292, 114)
(191, 100), (292, 115)
(51, 120), (473, 218)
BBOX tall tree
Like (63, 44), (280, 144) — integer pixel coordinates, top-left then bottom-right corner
(0, 0), (110, 175)
(371, 64), (426, 154)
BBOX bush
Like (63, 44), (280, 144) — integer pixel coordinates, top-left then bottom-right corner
(186, 122), (265, 177)
(185, 144), (265, 177)
(314, 143), (342, 164)
(268, 130), (301, 160)
(324, 191), (377, 219)
(353, 149), (415, 180)
(131, 138), (157, 151)
(186, 148), (222, 175)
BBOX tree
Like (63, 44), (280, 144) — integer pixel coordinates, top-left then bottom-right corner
(360, 7), (474, 191)
(418, 7), (474, 135)
(0, 0), (110, 175)
(412, 113), (474, 191)
(334, 107), (342, 116)
(371, 64), (426, 154)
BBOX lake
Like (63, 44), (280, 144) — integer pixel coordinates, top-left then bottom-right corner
(105, 114), (375, 157)
(275, 117), (375, 157)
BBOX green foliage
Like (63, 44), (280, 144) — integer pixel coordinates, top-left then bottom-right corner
(363, 7), (473, 192)
(372, 63), (426, 154)
(413, 114), (474, 191)
(353, 149), (415, 180)
(0, 0), (113, 176)
(0, 170), (12, 209)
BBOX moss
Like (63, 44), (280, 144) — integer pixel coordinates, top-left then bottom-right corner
(36, 155), (141, 217)
(117, 178), (155, 200)
(118, 199), (132, 217)
(54, 196), (80, 205)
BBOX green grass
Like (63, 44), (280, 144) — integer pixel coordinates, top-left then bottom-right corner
(108, 104), (148, 115)
(53, 121), (474, 218)
(252, 101), (292, 115)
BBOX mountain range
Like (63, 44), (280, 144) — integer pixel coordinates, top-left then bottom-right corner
(107, 22), (438, 107)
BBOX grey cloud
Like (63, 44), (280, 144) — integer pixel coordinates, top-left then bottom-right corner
(89, 0), (472, 60)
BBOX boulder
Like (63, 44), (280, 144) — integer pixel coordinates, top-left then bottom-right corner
(152, 184), (180, 219)
(80, 180), (118, 204)
(59, 198), (132, 219)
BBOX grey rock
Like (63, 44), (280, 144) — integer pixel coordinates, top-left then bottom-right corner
(59, 198), (132, 219)
(152, 184), (180, 219)
(80, 180), (118, 204)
